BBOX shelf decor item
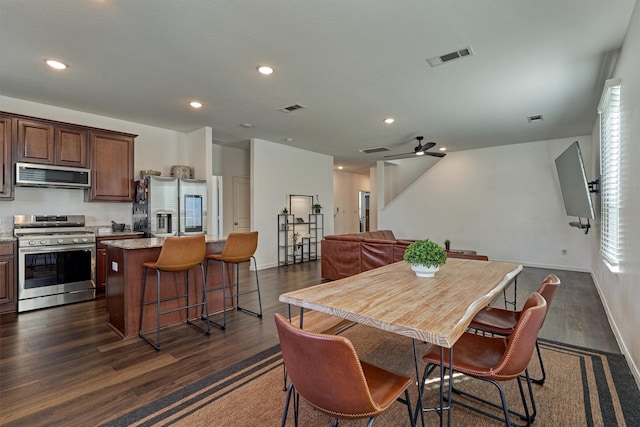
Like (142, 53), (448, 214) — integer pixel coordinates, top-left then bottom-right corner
(313, 194), (322, 213)
(403, 239), (447, 278)
(444, 239), (451, 251)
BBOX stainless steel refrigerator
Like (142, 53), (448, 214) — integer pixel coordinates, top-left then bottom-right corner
(133, 176), (207, 237)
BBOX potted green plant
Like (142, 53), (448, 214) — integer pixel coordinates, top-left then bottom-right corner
(312, 203), (322, 213)
(292, 231), (301, 252)
(444, 239), (451, 251)
(403, 239), (447, 277)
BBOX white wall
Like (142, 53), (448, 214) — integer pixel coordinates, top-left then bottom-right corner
(333, 170), (369, 234)
(251, 138), (334, 269)
(383, 156), (441, 205)
(0, 95), (189, 227)
(378, 136), (595, 271)
(590, 0), (640, 387)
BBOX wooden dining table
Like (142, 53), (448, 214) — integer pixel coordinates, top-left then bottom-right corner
(279, 257), (522, 426)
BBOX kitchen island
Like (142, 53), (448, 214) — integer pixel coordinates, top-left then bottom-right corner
(102, 236), (228, 338)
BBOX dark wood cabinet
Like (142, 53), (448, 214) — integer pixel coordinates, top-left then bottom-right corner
(86, 132), (135, 202)
(0, 241), (17, 314)
(16, 119), (55, 164)
(16, 118), (88, 168)
(55, 126), (87, 167)
(0, 114), (12, 199)
(96, 234), (142, 293)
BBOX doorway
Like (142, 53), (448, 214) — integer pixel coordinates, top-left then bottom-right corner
(232, 176), (250, 232)
(359, 191), (370, 232)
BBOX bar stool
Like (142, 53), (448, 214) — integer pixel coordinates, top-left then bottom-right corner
(203, 231), (262, 329)
(139, 235), (210, 350)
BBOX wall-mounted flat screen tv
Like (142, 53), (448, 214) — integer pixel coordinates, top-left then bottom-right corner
(554, 141), (595, 219)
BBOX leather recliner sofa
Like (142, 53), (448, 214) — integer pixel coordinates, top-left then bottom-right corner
(321, 230), (416, 280)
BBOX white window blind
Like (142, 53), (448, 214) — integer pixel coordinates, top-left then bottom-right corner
(598, 79), (621, 267)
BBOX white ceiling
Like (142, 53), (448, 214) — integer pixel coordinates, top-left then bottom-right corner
(0, 1), (635, 174)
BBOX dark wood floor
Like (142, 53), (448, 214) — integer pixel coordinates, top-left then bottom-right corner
(0, 261), (619, 426)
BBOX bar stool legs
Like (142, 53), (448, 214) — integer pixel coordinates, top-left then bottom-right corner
(203, 256), (262, 330)
(139, 263), (210, 351)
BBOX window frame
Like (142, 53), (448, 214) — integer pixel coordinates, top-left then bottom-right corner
(597, 78), (621, 270)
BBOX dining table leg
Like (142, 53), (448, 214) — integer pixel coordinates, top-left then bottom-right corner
(412, 339), (425, 427)
(414, 343), (453, 427)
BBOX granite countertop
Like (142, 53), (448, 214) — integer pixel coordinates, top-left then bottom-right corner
(95, 230), (145, 238)
(0, 235), (16, 243)
(101, 235), (226, 249)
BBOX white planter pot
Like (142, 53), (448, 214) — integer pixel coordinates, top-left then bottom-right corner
(410, 264), (440, 278)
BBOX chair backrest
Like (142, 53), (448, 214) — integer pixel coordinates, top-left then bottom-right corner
(537, 274), (560, 308)
(155, 235), (206, 272)
(492, 292), (547, 379)
(220, 232), (258, 263)
(274, 313), (381, 419)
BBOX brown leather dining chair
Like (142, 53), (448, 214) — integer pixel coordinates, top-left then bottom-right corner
(274, 313), (415, 427)
(138, 235), (210, 350)
(203, 232), (262, 329)
(469, 274), (560, 385)
(419, 292), (547, 427)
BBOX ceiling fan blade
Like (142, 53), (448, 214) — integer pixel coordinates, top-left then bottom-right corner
(384, 152), (416, 159)
(424, 152), (447, 158)
(419, 142), (436, 152)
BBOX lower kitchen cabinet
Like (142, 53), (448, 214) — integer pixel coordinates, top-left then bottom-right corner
(96, 234), (142, 295)
(0, 241), (17, 314)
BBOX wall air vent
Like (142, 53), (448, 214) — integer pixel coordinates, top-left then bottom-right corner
(279, 104), (306, 113)
(359, 146), (391, 154)
(527, 114), (544, 123)
(427, 46), (474, 67)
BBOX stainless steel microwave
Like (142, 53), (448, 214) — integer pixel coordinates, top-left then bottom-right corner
(15, 162), (91, 189)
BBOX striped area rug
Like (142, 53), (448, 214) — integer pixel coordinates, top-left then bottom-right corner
(104, 324), (640, 426)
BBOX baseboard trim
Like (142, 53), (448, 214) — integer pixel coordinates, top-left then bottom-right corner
(591, 271), (640, 390)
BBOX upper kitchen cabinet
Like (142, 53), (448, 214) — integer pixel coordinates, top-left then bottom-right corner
(86, 131), (136, 202)
(0, 114), (12, 199)
(55, 126), (87, 167)
(16, 118), (88, 168)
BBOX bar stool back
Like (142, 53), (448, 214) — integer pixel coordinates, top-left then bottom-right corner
(139, 235), (210, 350)
(203, 231), (262, 329)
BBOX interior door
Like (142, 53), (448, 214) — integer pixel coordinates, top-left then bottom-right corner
(359, 191), (370, 232)
(233, 176), (250, 232)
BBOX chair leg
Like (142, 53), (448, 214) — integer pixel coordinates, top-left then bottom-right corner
(235, 257), (263, 318)
(528, 340), (546, 385)
(202, 258), (227, 330)
(138, 267), (162, 351)
(138, 266), (161, 351)
(281, 383), (295, 427)
(186, 264), (211, 335)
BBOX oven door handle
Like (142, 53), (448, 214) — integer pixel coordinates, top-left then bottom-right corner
(19, 244), (96, 254)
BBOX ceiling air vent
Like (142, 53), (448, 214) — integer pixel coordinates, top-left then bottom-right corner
(359, 147), (391, 154)
(427, 46), (474, 67)
(527, 114), (544, 123)
(279, 104), (306, 113)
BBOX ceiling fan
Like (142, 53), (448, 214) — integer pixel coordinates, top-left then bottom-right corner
(384, 136), (446, 159)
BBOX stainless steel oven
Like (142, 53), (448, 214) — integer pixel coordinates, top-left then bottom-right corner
(14, 215), (96, 312)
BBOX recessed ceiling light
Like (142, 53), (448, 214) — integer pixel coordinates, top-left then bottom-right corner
(439, 147), (447, 151)
(189, 101), (203, 109)
(257, 65), (274, 75)
(240, 123), (254, 128)
(383, 117), (395, 124)
(45, 59), (67, 70)
(338, 166), (344, 170)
